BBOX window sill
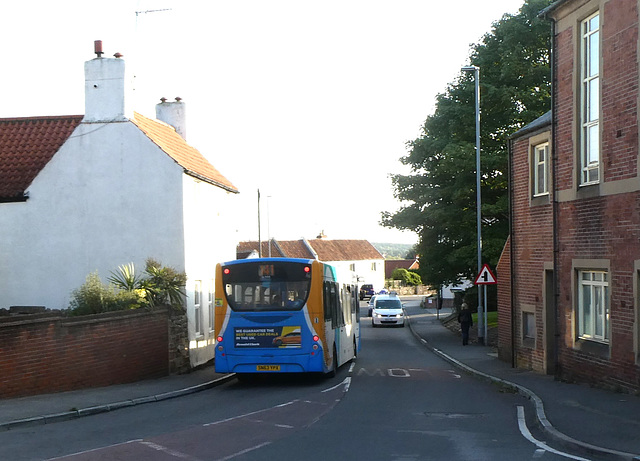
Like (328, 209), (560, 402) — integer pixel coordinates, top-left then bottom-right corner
(522, 337), (536, 349)
(530, 194), (550, 207)
(574, 337), (609, 358)
(576, 182), (601, 200)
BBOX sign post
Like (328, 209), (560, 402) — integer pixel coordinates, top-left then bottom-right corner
(474, 264), (497, 345)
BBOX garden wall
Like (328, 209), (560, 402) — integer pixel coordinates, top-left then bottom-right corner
(0, 307), (189, 399)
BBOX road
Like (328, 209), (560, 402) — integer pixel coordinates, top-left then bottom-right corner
(0, 298), (589, 461)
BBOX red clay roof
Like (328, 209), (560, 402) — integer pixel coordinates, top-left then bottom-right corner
(237, 240), (288, 259)
(0, 115), (83, 201)
(307, 239), (383, 261)
(0, 113), (238, 201)
(385, 259), (419, 279)
(277, 240), (315, 259)
(237, 239), (383, 261)
(132, 112), (238, 193)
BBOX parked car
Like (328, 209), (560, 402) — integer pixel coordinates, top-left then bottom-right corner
(371, 294), (405, 328)
(367, 295), (378, 317)
(359, 284), (375, 300)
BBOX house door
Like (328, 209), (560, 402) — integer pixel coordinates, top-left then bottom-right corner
(543, 269), (556, 375)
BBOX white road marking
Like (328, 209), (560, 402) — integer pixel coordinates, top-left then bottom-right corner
(388, 368), (411, 377)
(47, 440), (143, 460)
(214, 442), (272, 461)
(204, 401), (296, 426)
(139, 441), (202, 460)
(517, 406), (592, 461)
(322, 376), (351, 393)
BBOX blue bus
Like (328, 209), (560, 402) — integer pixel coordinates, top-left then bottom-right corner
(214, 258), (360, 377)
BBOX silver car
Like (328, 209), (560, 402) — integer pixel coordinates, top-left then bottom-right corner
(367, 295), (377, 317)
(371, 294), (405, 327)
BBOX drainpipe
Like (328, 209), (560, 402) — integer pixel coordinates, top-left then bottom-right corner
(549, 15), (560, 378)
(508, 137), (517, 368)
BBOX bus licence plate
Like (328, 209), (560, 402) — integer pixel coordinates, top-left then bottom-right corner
(257, 365), (280, 372)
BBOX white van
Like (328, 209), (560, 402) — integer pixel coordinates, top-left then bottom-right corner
(371, 294), (405, 328)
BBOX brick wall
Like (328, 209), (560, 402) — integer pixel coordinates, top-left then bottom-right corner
(0, 308), (176, 399)
(554, 25), (575, 192)
(601, 0), (639, 182)
(550, 0), (640, 393)
(509, 130), (554, 373)
(496, 236), (512, 364)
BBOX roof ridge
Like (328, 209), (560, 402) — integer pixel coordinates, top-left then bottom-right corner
(0, 115), (84, 122)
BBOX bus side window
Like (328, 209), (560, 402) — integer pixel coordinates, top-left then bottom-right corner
(330, 282), (338, 328)
(342, 285), (351, 326)
(353, 285), (360, 321)
(324, 282), (332, 322)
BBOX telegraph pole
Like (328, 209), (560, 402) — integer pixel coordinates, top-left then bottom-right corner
(257, 189), (262, 257)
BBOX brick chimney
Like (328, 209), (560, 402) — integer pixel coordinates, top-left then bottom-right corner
(83, 40), (132, 123)
(156, 97), (187, 140)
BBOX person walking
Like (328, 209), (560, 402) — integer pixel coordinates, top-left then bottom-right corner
(458, 303), (473, 345)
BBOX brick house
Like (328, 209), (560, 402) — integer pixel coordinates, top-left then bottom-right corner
(384, 259), (420, 280)
(502, 0), (640, 392)
(237, 238), (385, 292)
(502, 112), (554, 370)
(0, 43), (239, 368)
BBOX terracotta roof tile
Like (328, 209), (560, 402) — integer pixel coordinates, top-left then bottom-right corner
(0, 115), (83, 201)
(132, 112), (238, 193)
(237, 239), (383, 262)
(307, 239), (383, 261)
(277, 240), (315, 259)
(237, 240), (287, 258)
(0, 112), (238, 201)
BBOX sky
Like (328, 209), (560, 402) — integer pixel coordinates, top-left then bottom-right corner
(1, 0), (526, 245)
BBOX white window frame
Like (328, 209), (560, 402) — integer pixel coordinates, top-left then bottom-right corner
(577, 270), (609, 342)
(533, 142), (549, 196)
(523, 312), (536, 339)
(194, 280), (203, 337)
(580, 12), (600, 185)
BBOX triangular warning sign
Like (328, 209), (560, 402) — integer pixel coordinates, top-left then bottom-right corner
(475, 264), (497, 285)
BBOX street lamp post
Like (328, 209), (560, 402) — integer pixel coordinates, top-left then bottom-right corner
(461, 65), (485, 345)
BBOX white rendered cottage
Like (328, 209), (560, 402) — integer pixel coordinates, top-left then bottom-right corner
(0, 44), (239, 366)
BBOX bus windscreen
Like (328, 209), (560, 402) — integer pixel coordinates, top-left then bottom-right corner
(222, 261), (312, 312)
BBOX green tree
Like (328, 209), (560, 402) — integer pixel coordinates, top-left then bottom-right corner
(392, 268), (422, 286)
(382, 0), (552, 288)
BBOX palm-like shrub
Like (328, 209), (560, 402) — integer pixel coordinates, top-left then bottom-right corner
(69, 259), (187, 315)
(143, 259), (187, 310)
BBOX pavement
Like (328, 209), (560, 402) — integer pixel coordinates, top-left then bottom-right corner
(1, 301), (639, 461)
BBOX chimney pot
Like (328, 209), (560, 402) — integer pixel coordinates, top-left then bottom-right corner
(156, 98), (187, 140)
(94, 40), (103, 57)
(114, 52), (123, 59)
(84, 45), (132, 122)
